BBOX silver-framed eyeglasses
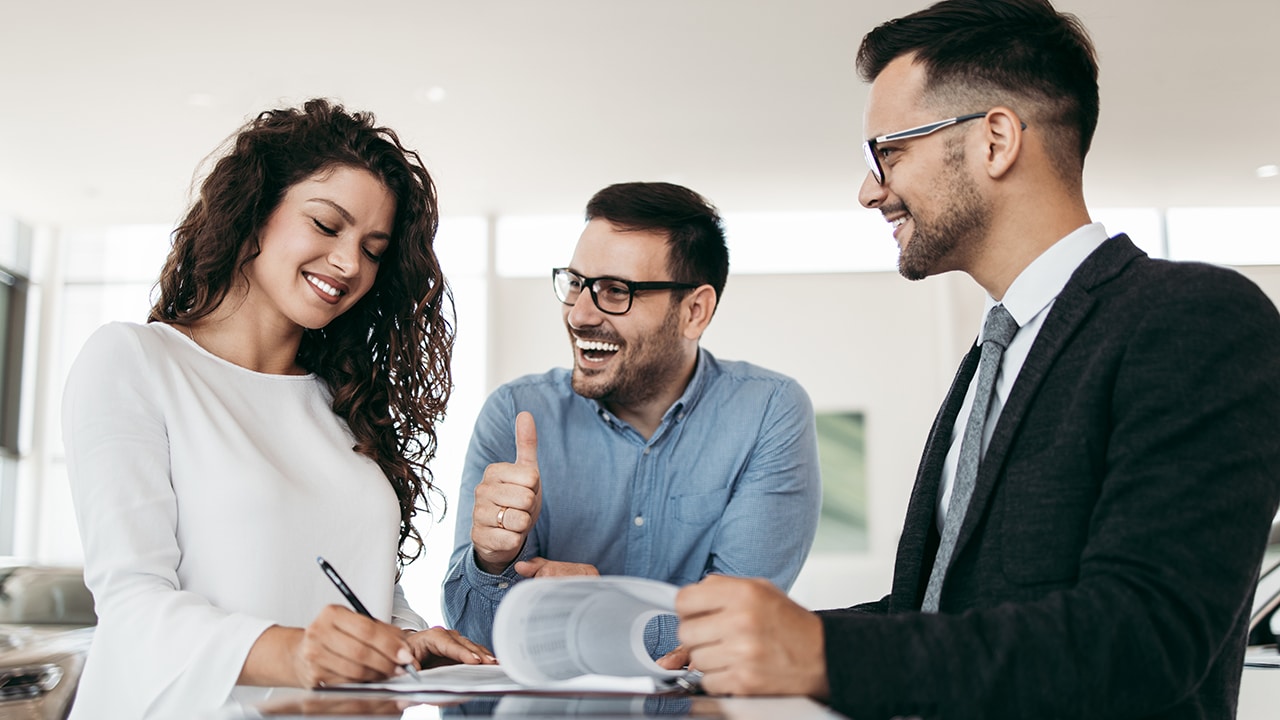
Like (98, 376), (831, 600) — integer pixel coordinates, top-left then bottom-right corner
(552, 267), (698, 316)
(862, 112), (988, 185)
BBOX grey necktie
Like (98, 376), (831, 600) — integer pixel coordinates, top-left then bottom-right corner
(921, 304), (1019, 613)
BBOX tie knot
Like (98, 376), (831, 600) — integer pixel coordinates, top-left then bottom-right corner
(982, 304), (1019, 349)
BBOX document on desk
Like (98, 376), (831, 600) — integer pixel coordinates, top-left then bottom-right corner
(336, 663), (679, 694)
(330, 577), (695, 695)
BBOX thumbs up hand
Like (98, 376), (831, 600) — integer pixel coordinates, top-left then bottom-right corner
(471, 411), (543, 575)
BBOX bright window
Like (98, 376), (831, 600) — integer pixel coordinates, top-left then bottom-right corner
(495, 215), (582, 278)
(723, 211), (899, 274)
(1092, 208), (1165, 259)
(1167, 208), (1280, 265)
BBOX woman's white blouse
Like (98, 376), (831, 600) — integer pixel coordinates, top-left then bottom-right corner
(62, 322), (424, 719)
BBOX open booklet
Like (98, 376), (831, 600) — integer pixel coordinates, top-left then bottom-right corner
(330, 576), (697, 695)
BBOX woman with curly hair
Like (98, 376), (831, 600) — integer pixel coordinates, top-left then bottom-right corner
(62, 98), (493, 718)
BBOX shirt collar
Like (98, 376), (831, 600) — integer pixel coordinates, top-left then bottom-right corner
(663, 346), (711, 423)
(979, 222), (1110, 336)
(590, 347), (712, 434)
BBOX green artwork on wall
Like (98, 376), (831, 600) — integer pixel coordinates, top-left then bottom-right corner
(812, 412), (868, 553)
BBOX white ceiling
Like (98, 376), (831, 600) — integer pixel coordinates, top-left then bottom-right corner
(2, 0), (1278, 229)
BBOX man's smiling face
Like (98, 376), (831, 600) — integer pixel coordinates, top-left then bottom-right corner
(561, 219), (689, 410)
(858, 55), (991, 281)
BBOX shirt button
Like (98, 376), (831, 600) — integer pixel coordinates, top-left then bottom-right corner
(643, 447), (651, 455)
(497, 581), (509, 589)
(634, 516), (645, 527)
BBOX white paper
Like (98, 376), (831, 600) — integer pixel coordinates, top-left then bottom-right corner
(492, 576), (686, 686)
(330, 576), (694, 695)
(332, 663), (669, 694)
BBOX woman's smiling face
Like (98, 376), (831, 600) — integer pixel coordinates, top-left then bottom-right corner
(243, 165), (396, 330)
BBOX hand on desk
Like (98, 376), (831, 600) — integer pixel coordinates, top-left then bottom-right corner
(242, 605), (423, 688)
(675, 575), (830, 699)
(409, 625), (497, 668)
(472, 412), (543, 575)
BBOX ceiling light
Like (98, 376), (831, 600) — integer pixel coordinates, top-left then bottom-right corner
(414, 86), (446, 104)
(1257, 164), (1280, 179)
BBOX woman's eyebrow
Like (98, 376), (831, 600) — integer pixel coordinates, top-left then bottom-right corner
(308, 198), (391, 240)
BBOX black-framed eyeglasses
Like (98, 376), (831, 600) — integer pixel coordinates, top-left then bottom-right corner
(862, 112), (992, 185)
(552, 267), (698, 316)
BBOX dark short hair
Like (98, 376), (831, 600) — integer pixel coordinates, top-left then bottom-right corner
(584, 182), (729, 303)
(857, 0), (1099, 180)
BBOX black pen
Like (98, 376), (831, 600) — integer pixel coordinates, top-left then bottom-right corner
(316, 556), (422, 681)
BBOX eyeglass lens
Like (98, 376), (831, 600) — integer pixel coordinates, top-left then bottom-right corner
(553, 270), (633, 315)
(862, 141), (883, 184)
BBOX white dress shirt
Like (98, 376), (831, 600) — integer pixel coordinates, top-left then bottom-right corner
(937, 223), (1111, 524)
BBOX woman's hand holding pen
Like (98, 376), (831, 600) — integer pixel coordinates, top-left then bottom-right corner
(292, 604), (422, 687)
(407, 626), (497, 669)
(308, 557), (493, 682)
(239, 605), (421, 688)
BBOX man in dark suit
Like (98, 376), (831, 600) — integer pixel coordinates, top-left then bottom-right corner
(668, 0), (1280, 717)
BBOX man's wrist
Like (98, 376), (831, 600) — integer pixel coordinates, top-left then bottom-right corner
(473, 535), (531, 576)
(475, 553), (512, 575)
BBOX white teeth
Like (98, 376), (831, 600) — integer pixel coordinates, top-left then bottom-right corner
(890, 216), (908, 229)
(306, 274), (342, 297)
(576, 337), (620, 352)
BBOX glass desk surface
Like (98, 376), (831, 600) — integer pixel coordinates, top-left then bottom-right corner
(209, 691), (846, 720)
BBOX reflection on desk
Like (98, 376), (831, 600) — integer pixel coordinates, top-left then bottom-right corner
(443, 694), (697, 716)
(215, 691), (847, 720)
(252, 692), (422, 716)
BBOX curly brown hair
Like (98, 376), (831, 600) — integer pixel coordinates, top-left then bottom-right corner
(149, 98), (454, 569)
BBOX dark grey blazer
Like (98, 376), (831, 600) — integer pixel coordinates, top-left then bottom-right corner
(819, 235), (1280, 719)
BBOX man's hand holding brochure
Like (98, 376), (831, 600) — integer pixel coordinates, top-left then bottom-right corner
(332, 577), (698, 694)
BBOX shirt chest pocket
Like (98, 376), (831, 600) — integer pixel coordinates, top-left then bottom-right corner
(669, 488), (732, 525)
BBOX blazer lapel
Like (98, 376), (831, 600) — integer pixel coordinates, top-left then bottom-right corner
(891, 342), (981, 608)
(950, 234), (1144, 556)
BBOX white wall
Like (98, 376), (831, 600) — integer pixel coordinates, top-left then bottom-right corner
(1239, 266), (1280, 308)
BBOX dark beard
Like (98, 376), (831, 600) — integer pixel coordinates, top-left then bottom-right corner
(898, 144), (989, 281)
(571, 301), (685, 408)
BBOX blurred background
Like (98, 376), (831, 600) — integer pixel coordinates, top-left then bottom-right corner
(1, 0), (1277, 629)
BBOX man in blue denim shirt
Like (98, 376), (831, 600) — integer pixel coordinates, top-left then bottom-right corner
(443, 182), (822, 657)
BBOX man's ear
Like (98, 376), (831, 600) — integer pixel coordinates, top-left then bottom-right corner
(682, 285), (717, 340)
(982, 106), (1024, 179)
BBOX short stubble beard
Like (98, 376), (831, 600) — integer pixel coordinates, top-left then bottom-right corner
(897, 140), (990, 281)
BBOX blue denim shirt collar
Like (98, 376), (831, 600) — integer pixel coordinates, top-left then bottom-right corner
(585, 346), (713, 446)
